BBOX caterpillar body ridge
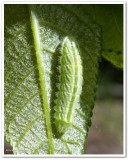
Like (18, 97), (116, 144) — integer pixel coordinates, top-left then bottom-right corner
(54, 36), (83, 133)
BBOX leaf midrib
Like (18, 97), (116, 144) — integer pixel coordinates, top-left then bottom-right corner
(29, 5), (54, 154)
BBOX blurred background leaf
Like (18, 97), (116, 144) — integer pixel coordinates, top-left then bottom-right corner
(102, 51), (123, 69)
(82, 4), (123, 69)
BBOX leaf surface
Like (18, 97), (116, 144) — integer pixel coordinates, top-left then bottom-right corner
(4, 4), (101, 154)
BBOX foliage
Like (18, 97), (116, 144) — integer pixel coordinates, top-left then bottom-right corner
(82, 4), (123, 68)
(4, 4), (123, 154)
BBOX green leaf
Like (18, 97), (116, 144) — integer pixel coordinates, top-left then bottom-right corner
(82, 4), (123, 68)
(102, 50), (123, 69)
(4, 4), (101, 154)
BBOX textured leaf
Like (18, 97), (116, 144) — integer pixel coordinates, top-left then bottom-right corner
(4, 4), (101, 154)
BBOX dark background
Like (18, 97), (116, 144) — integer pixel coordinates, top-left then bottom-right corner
(86, 58), (123, 154)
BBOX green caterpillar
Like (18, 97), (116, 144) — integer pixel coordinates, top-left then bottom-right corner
(54, 36), (83, 133)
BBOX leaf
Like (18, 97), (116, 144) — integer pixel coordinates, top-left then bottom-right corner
(82, 4), (123, 68)
(4, 4), (101, 154)
(102, 50), (123, 69)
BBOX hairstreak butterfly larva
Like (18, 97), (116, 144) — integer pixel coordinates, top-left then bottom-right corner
(54, 36), (83, 133)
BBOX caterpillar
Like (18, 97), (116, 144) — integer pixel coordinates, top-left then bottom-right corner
(54, 36), (83, 134)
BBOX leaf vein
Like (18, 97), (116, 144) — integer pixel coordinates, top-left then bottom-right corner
(5, 66), (36, 106)
(15, 114), (42, 147)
